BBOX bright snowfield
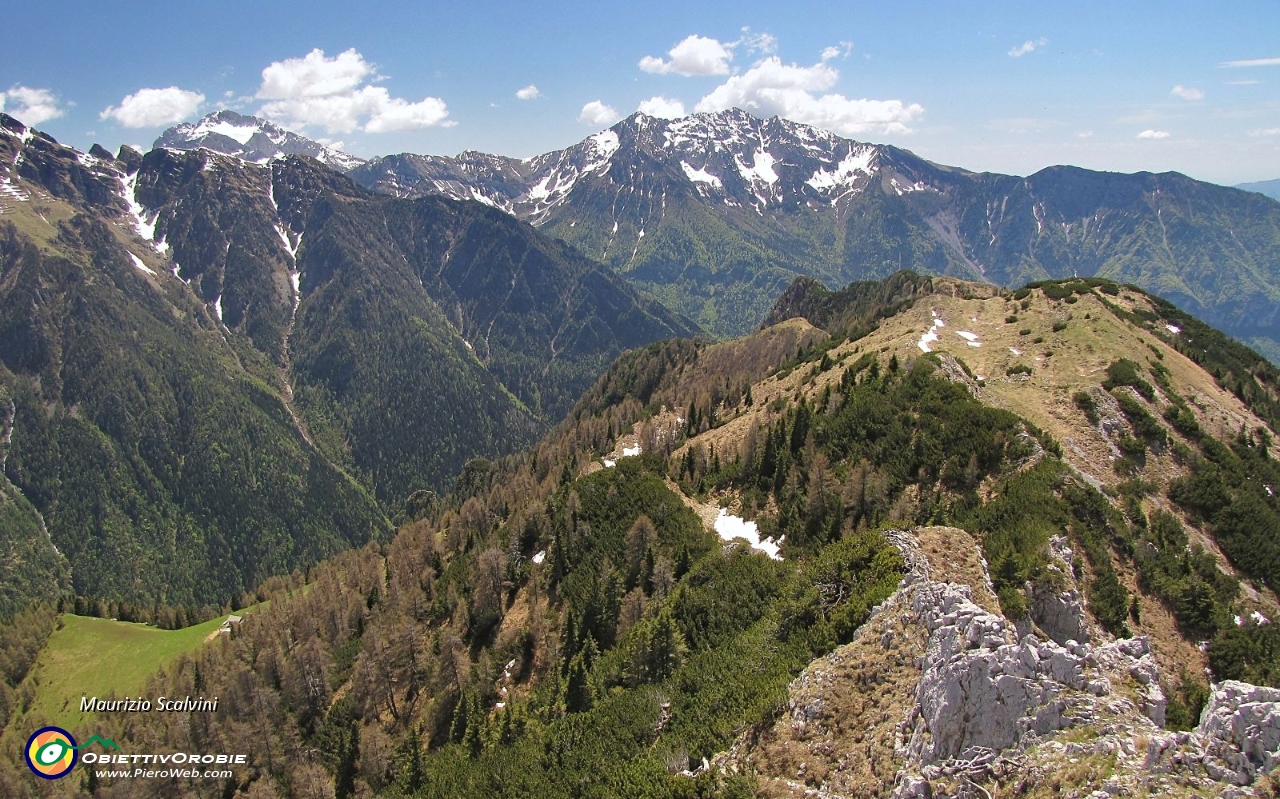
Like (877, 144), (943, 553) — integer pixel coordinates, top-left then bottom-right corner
(918, 310), (945, 352)
(190, 118), (260, 145)
(128, 251), (155, 275)
(714, 510), (782, 560)
(919, 310), (985, 352)
(603, 438), (643, 468)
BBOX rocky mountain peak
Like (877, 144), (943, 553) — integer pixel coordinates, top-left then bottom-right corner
(154, 110), (366, 171)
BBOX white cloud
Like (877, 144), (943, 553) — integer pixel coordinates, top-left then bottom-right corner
(821, 41), (853, 62)
(1248, 127), (1280, 137)
(1077, 130), (1094, 139)
(516, 84), (540, 100)
(1219, 56), (1280, 68)
(1228, 79), (1261, 85)
(0, 85), (66, 125)
(1008, 38), (1048, 58)
(258, 48), (373, 99)
(637, 96), (686, 119)
(578, 100), (619, 126)
(255, 48), (451, 134)
(640, 34), (733, 76)
(736, 29), (777, 56)
(100, 87), (204, 128)
(364, 94), (451, 132)
(1137, 129), (1171, 139)
(1170, 84), (1204, 100)
(694, 56), (923, 135)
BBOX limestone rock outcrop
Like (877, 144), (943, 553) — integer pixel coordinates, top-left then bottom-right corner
(716, 526), (1280, 798)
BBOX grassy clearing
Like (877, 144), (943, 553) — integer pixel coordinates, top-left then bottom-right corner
(23, 606), (262, 730)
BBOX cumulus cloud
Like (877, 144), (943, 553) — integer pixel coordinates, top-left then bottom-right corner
(255, 48), (451, 134)
(821, 42), (853, 61)
(0, 86), (66, 125)
(694, 56), (923, 135)
(1219, 56), (1280, 68)
(1137, 129), (1171, 139)
(637, 96), (686, 119)
(737, 29), (777, 56)
(1248, 127), (1280, 137)
(515, 84), (540, 100)
(100, 87), (204, 128)
(259, 48), (372, 99)
(1170, 84), (1204, 100)
(640, 35), (734, 76)
(578, 100), (619, 126)
(1008, 38), (1048, 58)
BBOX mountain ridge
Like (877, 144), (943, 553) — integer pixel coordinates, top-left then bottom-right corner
(339, 109), (1280, 362)
(7, 271), (1277, 796)
(0, 111), (694, 610)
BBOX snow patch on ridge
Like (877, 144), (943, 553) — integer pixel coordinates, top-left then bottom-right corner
(805, 145), (875, 192)
(737, 149), (779, 185)
(918, 311), (945, 353)
(119, 173), (163, 250)
(128, 252), (155, 275)
(192, 119), (259, 145)
(586, 130), (620, 169)
(681, 161), (722, 188)
(714, 510), (783, 560)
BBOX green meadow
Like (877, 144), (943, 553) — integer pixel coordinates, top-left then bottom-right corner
(23, 608), (260, 732)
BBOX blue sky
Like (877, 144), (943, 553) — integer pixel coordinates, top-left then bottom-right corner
(2, 1), (1278, 185)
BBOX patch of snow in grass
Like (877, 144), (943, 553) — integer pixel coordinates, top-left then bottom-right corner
(532, 550), (546, 565)
(1010, 347), (1021, 355)
(918, 311), (945, 353)
(602, 459), (616, 468)
(1252, 611), (1270, 625)
(621, 443), (641, 457)
(714, 509), (783, 560)
(128, 252), (155, 275)
(1165, 324), (1181, 334)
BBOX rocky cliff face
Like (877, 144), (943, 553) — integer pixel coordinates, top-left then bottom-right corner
(719, 526), (1280, 797)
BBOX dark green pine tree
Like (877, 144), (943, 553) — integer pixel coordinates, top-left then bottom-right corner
(565, 653), (593, 713)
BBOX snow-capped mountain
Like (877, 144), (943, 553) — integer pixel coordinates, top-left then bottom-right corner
(154, 110), (365, 171)
(350, 108), (931, 220)
(349, 108), (1280, 358)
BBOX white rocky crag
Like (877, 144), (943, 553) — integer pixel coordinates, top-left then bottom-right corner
(1025, 536), (1092, 646)
(1171, 681), (1280, 786)
(717, 526), (1280, 797)
(886, 531), (1279, 797)
(891, 577), (1173, 796)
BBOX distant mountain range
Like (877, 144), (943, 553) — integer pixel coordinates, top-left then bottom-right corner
(342, 110), (1280, 363)
(0, 111), (691, 608)
(1237, 178), (1280, 202)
